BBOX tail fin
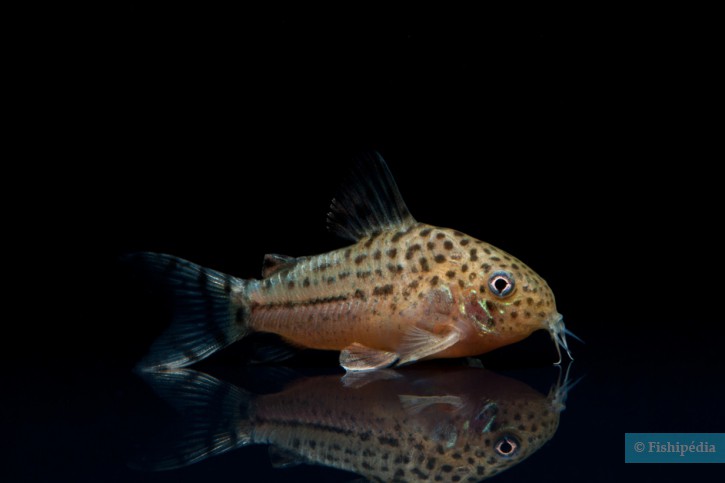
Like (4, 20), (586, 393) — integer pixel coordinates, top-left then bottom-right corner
(132, 369), (253, 471)
(126, 253), (251, 371)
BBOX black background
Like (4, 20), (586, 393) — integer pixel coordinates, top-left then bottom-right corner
(7, 4), (723, 482)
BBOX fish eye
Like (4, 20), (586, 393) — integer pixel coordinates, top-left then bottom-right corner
(494, 434), (520, 458)
(488, 271), (515, 297)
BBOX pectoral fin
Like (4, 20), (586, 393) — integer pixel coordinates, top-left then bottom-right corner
(396, 326), (461, 366)
(340, 343), (398, 372)
(398, 395), (465, 415)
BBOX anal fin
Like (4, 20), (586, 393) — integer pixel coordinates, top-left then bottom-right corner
(396, 326), (461, 366)
(340, 343), (398, 372)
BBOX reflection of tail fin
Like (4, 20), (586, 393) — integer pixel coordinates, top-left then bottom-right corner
(132, 369), (253, 471)
(126, 253), (251, 371)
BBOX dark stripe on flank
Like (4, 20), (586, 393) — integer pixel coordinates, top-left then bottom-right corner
(259, 294), (349, 309)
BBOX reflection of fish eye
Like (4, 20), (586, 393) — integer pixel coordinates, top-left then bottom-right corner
(488, 271), (515, 297)
(494, 434), (520, 457)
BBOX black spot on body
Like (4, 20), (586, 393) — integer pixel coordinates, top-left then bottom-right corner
(430, 275), (439, 286)
(378, 436), (400, 448)
(461, 264), (468, 272)
(373, 284), (394, 296)
(420, 228), (432, 236)
(426, 457), (437, 469)
(481, 263), (491, 273)
(405, 244), (422, 260)
(441, 464), (453, 472)
(490, 256), (501, 262)
(373, 250), (382, 260)
(387, 248), (398, 258)
(446, 270), (456, 279)
(419, 257), (430, 272)
(469, 249), (478, 261)
(392, 231), (406, 242)
(444, 240), (453, 250)
(344, 249), (352, 259)
(434, 254), (446, 263)
(287, 280), (295, 289)
(364, 232), (380, 248)
(411, 468), (428, 479)
(354, 254), (367, 265)
(354, 289), (367, 300)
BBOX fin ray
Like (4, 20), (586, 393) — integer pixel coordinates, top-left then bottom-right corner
(125, 253), (251, 371)
(132, 369), (252, 471)
(398, 395), (465, 415)
(327, 152), (416, 241)
(262, 253), (302, 278)
(396, 326), (461, 366)
(340, 342), (398, 371)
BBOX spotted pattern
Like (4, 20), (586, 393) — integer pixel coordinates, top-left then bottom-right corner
(247, 222), (558, 358)
(248, 369), (564, 483)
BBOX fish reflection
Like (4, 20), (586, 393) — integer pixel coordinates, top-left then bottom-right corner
(136, 366), (576, 482)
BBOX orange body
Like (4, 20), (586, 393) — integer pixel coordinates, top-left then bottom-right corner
(245, 222), (558, 359)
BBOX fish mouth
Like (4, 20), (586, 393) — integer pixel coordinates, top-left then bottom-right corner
(547, 313), (583, 364)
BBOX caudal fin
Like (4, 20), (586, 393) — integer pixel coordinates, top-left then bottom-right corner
(126, 253), (251, 371)
(132, 368), (253, 471)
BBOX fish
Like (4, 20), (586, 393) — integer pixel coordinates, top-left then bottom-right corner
(128, 152), (579, 372)
(133, 365), (576, 481)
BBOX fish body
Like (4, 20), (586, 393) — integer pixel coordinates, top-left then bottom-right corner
(130, 153), (576, 371)
(137, 367), (572, 481)
(247, 223), (555, 360)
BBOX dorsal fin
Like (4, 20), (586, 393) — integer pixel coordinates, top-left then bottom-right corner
(262, 253), (300, 278)
(326, 152), (416, 241)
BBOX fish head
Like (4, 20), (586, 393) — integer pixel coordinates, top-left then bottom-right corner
(461, 243), (579, 361)
(458, 382), (564, 478)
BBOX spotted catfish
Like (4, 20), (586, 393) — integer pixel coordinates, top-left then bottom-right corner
(131, 152), (579, 372)
(134, 366), (575, 481)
